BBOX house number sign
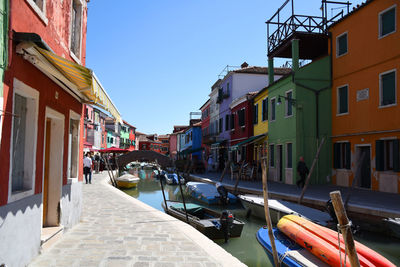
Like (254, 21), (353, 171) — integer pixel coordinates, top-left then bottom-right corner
(357, 88), (369, 102)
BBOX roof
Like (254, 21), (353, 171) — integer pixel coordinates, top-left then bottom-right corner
(122, 120), (136, 129)
(135, 131), (146, 136)
(328, 0), (375, 29)
(137, 135), (162, 143)
(232, 67), (291, 75)
(199, 99), (210, 110)
(158, 134), (170, 139)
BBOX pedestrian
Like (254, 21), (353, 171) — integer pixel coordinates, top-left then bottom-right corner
(94, 153), (100, 173)
(83, 152), (92, 184)
(296, 156), (309, 188)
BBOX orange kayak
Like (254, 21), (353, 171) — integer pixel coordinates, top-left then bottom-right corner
(277, 215), (395, 267)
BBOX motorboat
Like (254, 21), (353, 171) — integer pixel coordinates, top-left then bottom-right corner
(115, 173), (140, 189)
(185, 182), (237, 205)
(165, 173), (185, 185)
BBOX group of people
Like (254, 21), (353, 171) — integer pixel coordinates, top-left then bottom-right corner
(83, 152), (104, 184)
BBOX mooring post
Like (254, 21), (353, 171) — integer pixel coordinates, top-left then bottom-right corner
(330, 190), (360, 267)
(219, 160), (230, 182)
(176, 169), (189, 222)
(159, 174), (168, 213)
(261, 158), (280, 267)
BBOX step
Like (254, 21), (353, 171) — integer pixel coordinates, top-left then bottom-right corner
(40, 226), (64, 251)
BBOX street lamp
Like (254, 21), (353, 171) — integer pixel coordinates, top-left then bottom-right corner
(277, 95), (296, 106)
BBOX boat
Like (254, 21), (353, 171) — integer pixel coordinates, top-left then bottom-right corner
(186, 182), (238, 205)
(165, 173), (185, 185)
(116, 173), (140, 189)
(256, 226), (328, 267)
(162, 201), (244, 240)
(238, 194), (332, 227)
(277, 215), (395, 267)
(383, 217), (400, 239)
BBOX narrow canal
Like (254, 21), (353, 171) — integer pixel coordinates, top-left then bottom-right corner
(122, 168), (400, 266)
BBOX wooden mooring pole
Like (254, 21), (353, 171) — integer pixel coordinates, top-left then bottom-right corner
(261, 158), (280, 267)
(330, 190), (360, 267)
(219, 160), (230, 182)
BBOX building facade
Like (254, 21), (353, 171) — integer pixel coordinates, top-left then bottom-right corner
(158, 134), (170, 155)
(200, 99), (211, 158)
(253, 86), (270, 164)
(330, 0), (400, 193)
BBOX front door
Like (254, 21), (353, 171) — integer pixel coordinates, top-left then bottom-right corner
(277, 145), (283, 182)
(359, 146), (371, 189)
(43, 118), (51, 226)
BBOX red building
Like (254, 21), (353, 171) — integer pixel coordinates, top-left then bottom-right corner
(229, 92), (257, 163)
(138, 134), (162, 153)
(200, 99), (211, 158)
(0, 1), (120, 265)
(123, 120), (137, 151)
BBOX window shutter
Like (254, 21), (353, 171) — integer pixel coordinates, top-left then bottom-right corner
(333, 143), (340, 169)
(382, 72), (395, 106)
(381, 8), (395, 36)
(375, 140), (384, 171)
(345, 142), (351, 169)
(393, 139), (400, 172)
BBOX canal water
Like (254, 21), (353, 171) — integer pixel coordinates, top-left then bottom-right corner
(122, 169), (400, 266)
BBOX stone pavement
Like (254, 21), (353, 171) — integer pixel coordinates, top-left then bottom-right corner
(29, 173), (245, 267)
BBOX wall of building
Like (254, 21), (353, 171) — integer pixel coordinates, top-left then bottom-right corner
(60, 181), (82, 228)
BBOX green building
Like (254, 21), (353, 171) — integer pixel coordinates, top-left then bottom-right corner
(267, 42), (331, 185)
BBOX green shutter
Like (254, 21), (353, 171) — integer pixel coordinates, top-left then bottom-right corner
(338, 34), (347, 56)
(345, 142), (351, 169)
(376, 140), (384, 171)
(382, 71), (395, 106)
(393, 139), (400, 172)
(333, 143), (340, 169)
(381, 7), (395, 36)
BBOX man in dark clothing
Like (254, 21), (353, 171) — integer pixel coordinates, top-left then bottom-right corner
(296, 156), (309, 188)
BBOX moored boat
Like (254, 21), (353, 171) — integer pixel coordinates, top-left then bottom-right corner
(165, 173), (185, 185)
(277, 215), (395, 267)
(162, 201), (244, 240)
(116, 173), (140, 189)
(185, 182), (237, 205)
(239, 194), (332, 227)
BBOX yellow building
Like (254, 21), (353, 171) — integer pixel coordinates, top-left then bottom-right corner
(252, 86), (269, 163)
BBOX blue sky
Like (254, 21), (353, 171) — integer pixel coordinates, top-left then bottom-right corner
(86, 0), (363, 134)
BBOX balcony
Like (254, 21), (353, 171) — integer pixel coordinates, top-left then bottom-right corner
(266, 0), (350, 59)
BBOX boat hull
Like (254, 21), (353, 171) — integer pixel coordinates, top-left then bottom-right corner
(278, 215), (395, 267)
(116, 180), (139, 189)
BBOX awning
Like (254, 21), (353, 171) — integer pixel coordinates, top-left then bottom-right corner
(179, 146), (203, 155)
(230, 134), (267, 150)
(15, 32), (121, 122)
(211, 140), (226, 150)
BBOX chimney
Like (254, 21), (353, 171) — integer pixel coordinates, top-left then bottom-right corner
(241, 62), (249, 69)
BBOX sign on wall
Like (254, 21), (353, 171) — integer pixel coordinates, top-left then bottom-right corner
(357, 88), (369, 102)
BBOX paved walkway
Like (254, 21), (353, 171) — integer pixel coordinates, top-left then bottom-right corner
(29, 173), (245, 267)
(191, 171), (400, 218)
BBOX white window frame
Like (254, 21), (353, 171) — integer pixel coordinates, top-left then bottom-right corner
(25, 0), (48, 25)
(270, 97), (276, 122)
(336, 84), (349, 116)
(67, 110), (80, 183)
(379, 69), (397, 108)
(285, 90), (294, 118)
(336, 31), (348, 58)
(69, 0), (85, 64)
(378, 4), (397, 39)
(8, 78), (39, 203)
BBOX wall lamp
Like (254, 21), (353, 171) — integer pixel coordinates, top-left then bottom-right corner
(277, 95), (297, 106)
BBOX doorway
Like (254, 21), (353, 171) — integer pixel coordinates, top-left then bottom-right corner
(356, 146), (371, 189)
(277, 144), (283, 182)
(42, 108), (64, 228)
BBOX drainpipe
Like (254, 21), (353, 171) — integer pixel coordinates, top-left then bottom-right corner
(268, 57), (274, 85)
(291, 39), (299, 72)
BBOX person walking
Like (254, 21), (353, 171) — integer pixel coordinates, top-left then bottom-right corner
(83, 152), (93, 184)
(296, 156), (309, 188)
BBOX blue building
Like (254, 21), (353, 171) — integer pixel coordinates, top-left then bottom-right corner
(181, 122), (202, 160)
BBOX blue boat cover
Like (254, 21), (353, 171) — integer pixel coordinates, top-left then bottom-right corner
(185, 182), (237, 205)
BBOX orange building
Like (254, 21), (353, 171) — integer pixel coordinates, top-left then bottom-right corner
(330, 0), (400, 193)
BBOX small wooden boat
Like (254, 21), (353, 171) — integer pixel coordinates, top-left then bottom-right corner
(185, 182), (237, 205)
(277, 215), (395, 267)
(165, 173), (185, 185)
(238, 194), (332, 227)
(162, 201), (244, 240)
(256, 226), (328, 267)
(116, 173), (140, 189)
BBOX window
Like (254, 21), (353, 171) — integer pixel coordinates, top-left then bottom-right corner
(230, 113), (235, 130)
(70, 0), (82, 58)
(225, 114), (230, 131)
(238, 108), (245, 127)
(376, 139), (400, 172)
(379, 5), (396, 38)
(219, 118), (223, 133)
(269, 144), (275, 167)
(271, 98), (276, 121)
(68, 114), (80, 179)
(338, 85), (349, 114)
(286, 143), (292, 168)
(262, 97), (268, 121)
(253, 104), (258, 124)
(285, 91), (293, 117)
(226, 82), (230, 96)
(380, 70), (396, 107)
(9, 79), (39, 201)
(26, 0), (47, 24)
(336, 32), (348, 57)
(333, 142), (351, 169)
